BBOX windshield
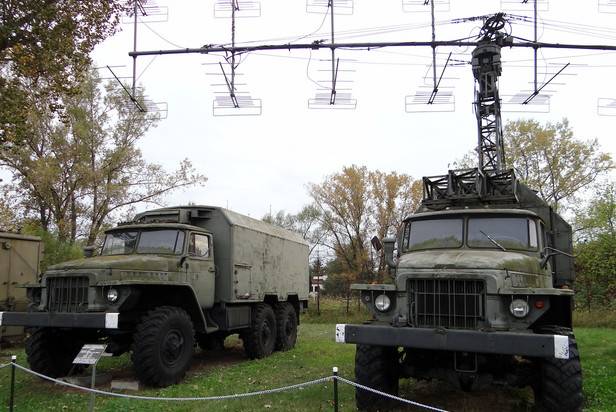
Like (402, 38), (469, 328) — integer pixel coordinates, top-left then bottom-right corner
(405, 219), (463, 250)
(468, 217), (537, 250)
(101, 229), (185, 255)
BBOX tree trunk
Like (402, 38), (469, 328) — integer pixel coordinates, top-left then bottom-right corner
(70, 193), (77, 244)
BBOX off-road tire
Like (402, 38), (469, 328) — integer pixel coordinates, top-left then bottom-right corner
(131, 306), (195, 387)
(535, 326), (583, 412)
(243, 303), (277, 359)
(354, 344), (400, 411)
(274, 302), (297, 351)
(197, 331), (226, 351)
(25, 328), (84, 378)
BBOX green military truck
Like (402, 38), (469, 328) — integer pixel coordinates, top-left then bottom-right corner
(0, 206), (309, 387)
(0, 232), (42, 342)
(335, 170), (582, 411)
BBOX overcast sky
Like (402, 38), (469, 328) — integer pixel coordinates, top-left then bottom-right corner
(91, 0), (616, 219)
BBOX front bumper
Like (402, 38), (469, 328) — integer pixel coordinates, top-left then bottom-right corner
(335, 324), (570, 359)
(0, 312), (119, 329)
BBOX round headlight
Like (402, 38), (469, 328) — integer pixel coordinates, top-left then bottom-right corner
(374, 294), (391, 312)
(106, 288), (119, 303)
(509, 298), (529, 318)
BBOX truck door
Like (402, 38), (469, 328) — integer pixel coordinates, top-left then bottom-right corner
(186, 232), (216, 308)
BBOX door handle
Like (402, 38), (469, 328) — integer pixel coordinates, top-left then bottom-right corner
(208, 267), (215, 273)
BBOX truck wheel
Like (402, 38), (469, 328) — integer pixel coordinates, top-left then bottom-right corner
(274, 302), (297, 351)
(355, 344), (400, 411)
(25, 328), (84, 378)
(535, 327), (583, 412)
(243, 303), (277, 359)
(131, 306), (195, 387)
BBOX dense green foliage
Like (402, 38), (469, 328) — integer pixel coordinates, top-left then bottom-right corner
(574, 183), (616, 310)
(0, 0), (129, 147)
(21, 223), (83, 271)
(0, 68), (205, 245)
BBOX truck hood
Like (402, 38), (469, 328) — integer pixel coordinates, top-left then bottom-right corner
(398, 249), (542, 273)
(48, 254), (179, 273)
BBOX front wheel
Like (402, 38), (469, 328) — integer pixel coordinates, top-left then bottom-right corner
(535, 327), (583, 412)
(131, 306), (195, 387)
(25, 328), (84, 378)
(354, 344), (400, 411)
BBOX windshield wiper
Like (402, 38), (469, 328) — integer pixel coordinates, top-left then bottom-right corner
(479, 230), (507, 251)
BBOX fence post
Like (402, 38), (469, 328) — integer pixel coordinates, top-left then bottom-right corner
(9, 355), (16, 412)
(332, 366), (339, 412)
(88, 363), (97, 412)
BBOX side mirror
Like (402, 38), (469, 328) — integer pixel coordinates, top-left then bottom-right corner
(383, 237), (397, 269)
(371, 236), (383, 251)
(83, 246), (96, 258)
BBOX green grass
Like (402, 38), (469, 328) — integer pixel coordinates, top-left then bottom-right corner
(0, 299), (613, 411)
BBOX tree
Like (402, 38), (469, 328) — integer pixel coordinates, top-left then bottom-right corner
(575, 182), (616, 241)
(453, 119), (614, 211)
(310, 165), (372, 281)
(1, 0), (130, 147)
(262, 204), (324, 254)
(504, 119), (613, 211)
(0, 68), (206, 244)
(309, 165), (420, 283)
(573, 183), (616, 310)
(371, 171), (422, 274)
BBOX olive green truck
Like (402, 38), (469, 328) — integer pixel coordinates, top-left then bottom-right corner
(336, 169), (582, 412)
(0, 206), (309, 387)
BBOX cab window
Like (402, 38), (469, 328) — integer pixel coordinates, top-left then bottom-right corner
(406, 218), (464, 250)
(467, 217), (537, 251)
(189, 233), (210, 257)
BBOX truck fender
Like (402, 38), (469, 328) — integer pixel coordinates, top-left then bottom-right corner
(124, 284), (214, 334)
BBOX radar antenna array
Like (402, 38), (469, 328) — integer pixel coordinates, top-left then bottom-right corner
(124, 0), (616, 171)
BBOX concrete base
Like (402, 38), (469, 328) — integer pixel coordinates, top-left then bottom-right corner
(111, 380), (140, 391)
(61, 372), (113, 387)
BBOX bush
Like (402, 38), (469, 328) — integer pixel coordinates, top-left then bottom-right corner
(22, 224), (83, 271)
(321, 272), (351, 297)
(575, 233), (616, 310)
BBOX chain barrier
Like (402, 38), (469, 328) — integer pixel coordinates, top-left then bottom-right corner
(10, 362), (447, 411)
(337, 376), (449, 412)
(13, 363), (331, 401)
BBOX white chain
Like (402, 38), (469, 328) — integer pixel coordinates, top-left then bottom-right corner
(14, 363), (331, 401)
(11, 362), (447, 410)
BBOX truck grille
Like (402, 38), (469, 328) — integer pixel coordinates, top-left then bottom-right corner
(47, 277), (89, 312)
(408, 279), (485, 329)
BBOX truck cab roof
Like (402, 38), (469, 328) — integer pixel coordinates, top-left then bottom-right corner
(107, 222), (210, 234)
(407, 208), (540, 221)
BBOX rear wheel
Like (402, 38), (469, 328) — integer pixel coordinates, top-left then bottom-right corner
(274, 302), (297, 351)
(535, 327), (583, 412)
(354, 344), (400, 411)
(243, 303), (277, 359)
(25, 328), (84, 378)
(131, 306), (195, 387)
